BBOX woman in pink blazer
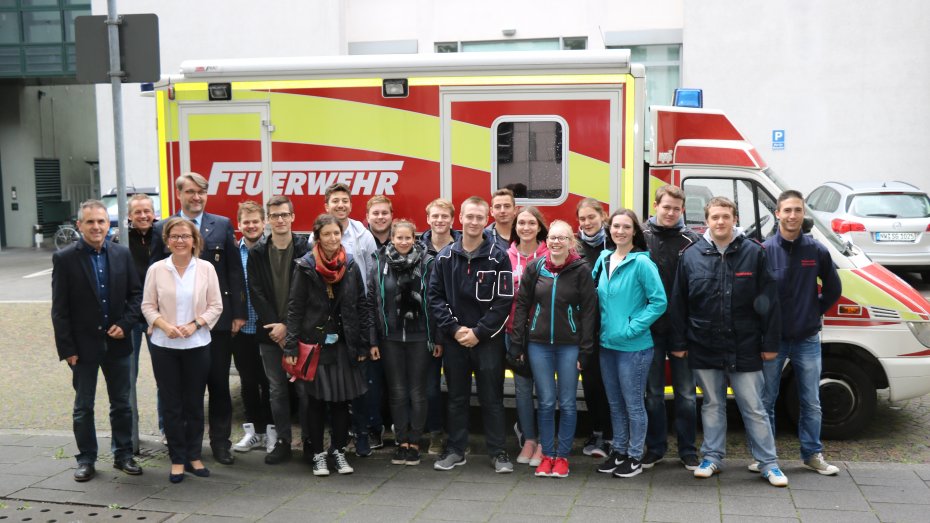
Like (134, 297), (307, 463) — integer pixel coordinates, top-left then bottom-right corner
(142, 217), (222, 483)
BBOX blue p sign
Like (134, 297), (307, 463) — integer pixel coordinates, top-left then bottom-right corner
(772, 130), (785, 150)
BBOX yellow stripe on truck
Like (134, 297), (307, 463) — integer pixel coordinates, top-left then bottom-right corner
(450, 120), (491, 172)
(569, 152), (610, 202)
(188, 113), (262, 141)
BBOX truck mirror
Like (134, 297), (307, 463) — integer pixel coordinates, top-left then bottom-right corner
(802, 216), (814, 234)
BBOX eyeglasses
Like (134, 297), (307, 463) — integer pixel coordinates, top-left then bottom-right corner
(168, 234), (193, 242)
(547, 236), (572, 243)
(268, 212), (292, 221)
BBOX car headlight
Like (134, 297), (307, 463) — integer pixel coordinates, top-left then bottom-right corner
(907, 322), (930, 348)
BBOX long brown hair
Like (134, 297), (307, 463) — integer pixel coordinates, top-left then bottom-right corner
(608, 208), (647, 251)
(511, 206), (549, 245)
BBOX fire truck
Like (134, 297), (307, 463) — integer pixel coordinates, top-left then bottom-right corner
(152, 50), (930, 438)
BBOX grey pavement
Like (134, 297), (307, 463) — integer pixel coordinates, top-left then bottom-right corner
(3, 432), (930, 522)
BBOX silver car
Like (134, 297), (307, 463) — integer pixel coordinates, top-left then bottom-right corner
(808, 181), (930, 280)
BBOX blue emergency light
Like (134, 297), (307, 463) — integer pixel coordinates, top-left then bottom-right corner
(673, 88), (703, 108)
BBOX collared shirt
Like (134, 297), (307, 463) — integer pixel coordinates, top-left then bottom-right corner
(150, 258), (211, 349)
(238, 238), (258, 334)
(180, 212), (203, 230)
(83, 241), (110, 324)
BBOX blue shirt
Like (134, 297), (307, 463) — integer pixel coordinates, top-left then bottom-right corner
(239, 238), (258, 334)
(83, 241), (110, 325)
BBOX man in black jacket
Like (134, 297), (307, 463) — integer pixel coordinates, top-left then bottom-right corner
(670, 196), (787, 487)
(247, 195), (311, 465)
(150, 172), (246, 465)
(52, 200), (143, 482)
(642, 185), (700, 471)
(428, 196), (514, 473)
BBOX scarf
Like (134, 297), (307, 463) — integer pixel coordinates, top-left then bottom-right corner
(384, 244), (424, 328)
(579, 226), (607, 249)
(545, 251), (581, 274)
(313, 243), (347, 298)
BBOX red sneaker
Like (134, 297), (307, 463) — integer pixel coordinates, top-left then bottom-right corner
(551, 457), (570, 478)
(534, 456), (554, 477)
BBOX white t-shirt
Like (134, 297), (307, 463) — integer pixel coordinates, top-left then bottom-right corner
(151, 258), (212, 349)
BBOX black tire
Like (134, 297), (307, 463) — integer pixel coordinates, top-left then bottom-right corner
(784, 357), (876, 440)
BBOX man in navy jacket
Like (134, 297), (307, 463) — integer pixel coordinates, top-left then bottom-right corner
(52, 200), (143, 482)
(760, 190), (842, 476)
(428, 196), (514, 473)
(150, 172), (246, 465)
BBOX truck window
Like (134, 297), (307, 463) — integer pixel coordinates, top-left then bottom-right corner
(493, 117), (566, 203)
(682, 177), (777, 241)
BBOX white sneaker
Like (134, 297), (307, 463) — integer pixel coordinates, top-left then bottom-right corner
(763, 466), (789, 487)
(265, 425), (278, 453)
(803, 453), (840, 476)
(331, 448), (354, 474)
(747, 461), (761, 473)
(233, 423), (265, 452)
(312, 452), (330, 476)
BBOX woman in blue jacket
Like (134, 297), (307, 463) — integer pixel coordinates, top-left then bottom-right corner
(593, 209), (667, 479)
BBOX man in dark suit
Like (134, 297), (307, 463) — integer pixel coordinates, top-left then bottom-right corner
(52, 200), (143, 482)
(150, 172), (246, 465)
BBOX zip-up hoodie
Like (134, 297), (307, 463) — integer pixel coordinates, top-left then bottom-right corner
(762, 229), (841, 342)
(510, 256), (598, 368)
(643, 217), (699, 333)
(505, 241), (549, 333)
(593, 250), (667, 352)
(427, 231), (514, 345)
(418, 229), (462, 257)
(366, 246), (436, 346)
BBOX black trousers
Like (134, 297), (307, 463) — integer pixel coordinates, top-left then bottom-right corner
(231, 332), (272, 433)
(207, 330), (233, 450)
(580, 344), (613, 440)
(443, 336), (507, 456)
(381, 339), (431, 444)
(150, 343), (210, 465)
(305, 395), (350, 454)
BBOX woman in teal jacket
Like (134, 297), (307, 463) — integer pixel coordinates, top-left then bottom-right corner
(592, 209), (667, 479)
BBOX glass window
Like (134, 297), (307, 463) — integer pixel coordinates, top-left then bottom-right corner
(0, 11), (19, 44)
(807, 187), (826, 211)
(562, 37), (587, 50)
(435, 42), (458, 53)
(848, 193), (930, 219)
(682, 177), (777, 240)
(0, 46), (20, 74)
(494, 118), (566, 201)
(22, 0), (60, 6)
(24, 44), (62, 72)
(0, 0), (18, 8)
(822, 188), (841, 213)
(62, 7), (87, 41)
(23, 9), (61, 43)
(462, 38), (560, 52)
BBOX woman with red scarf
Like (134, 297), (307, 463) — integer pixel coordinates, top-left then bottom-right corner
(285, 214), (369, 477)
(509, 220), (598, 478)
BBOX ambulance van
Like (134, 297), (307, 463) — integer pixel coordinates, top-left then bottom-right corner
(151, 49), (930, 438)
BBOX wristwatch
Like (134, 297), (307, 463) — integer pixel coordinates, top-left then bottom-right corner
(194, 319), (202, 330)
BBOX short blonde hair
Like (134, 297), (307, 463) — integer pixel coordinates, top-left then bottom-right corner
(366, 195), (393, 212)
(425, 198), (454, 216)
(162, 217), (204, 257)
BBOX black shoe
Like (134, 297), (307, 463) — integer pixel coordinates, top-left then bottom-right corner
(265, 439), (292, 465)
(184, 462), (211, 477)
(369, 427), (385, 450)
(597, 451), (627, 474)
(169, 472), (184, 483)
(640, 453), (662, 469)
(74, 463), (95, 482)
(113, 457), (142, 475)
(613, 457), (643, 478)
(391, 446), (407, 465)
(405, 447), (421, 466)
(212, 446), (235, 465)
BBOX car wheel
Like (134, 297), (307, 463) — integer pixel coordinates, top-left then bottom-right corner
(784, 357), (875, 440)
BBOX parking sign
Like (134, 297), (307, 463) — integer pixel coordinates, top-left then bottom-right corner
(772, 130), (785, 150)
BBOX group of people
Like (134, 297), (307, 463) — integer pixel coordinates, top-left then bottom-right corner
(52, 173), (842, 489)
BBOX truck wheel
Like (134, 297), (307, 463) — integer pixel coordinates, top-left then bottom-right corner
(784, 357), (876, 440)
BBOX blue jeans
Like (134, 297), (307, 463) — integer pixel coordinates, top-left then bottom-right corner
(762, 334), (824, 460)
(71, 349), (133, 465)
(600, 347), (652, 460)
(528, 342), (579, 457)
(645, 333), (697, 458)
(693, 368), (779, 474)
(506, 334), (537, 441)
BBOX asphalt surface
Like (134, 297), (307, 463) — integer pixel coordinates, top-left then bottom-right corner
(3, 246), (930, 521)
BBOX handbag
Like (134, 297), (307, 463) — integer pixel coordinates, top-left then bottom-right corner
(282, 341), (321, 382)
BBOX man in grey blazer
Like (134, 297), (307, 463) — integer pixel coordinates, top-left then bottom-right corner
(150, 172), (246, 465)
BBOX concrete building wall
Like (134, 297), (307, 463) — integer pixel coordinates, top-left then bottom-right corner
(683, 0), (930, 193)
(0, 85), (97, 247)
(91, 0), (347, 199)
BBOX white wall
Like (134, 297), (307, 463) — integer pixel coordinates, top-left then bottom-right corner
(0, 85), (98, 247)
(683, 0), (930, 194)
(92, 0), (347, 193)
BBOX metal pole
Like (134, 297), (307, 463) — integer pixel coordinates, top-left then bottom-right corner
(106, 0), (137, 453)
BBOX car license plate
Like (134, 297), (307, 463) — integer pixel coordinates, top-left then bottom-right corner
(875, 232), (917, 242)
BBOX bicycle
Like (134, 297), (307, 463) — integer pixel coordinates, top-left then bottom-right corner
(54, 222), (80, 250)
